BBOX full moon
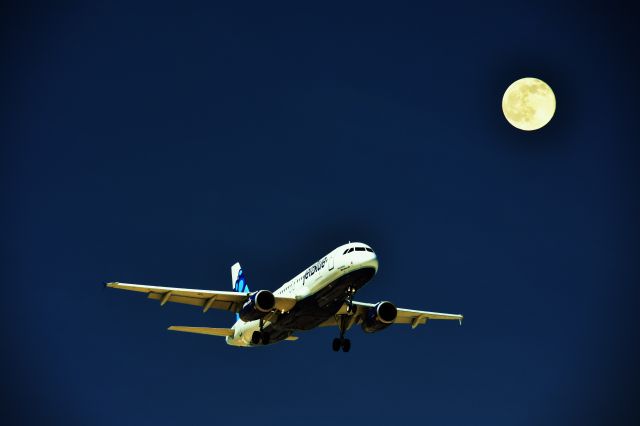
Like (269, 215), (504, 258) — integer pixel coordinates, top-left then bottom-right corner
(502, 77), (556, 131)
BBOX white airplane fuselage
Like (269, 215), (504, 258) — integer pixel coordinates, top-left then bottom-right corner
(226, 242), (378, 346)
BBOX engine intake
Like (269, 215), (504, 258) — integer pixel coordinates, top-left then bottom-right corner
(238, 290), (276, 322)
(361, 301), (397, 333)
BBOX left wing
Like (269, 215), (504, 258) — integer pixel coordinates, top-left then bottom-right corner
(105, 282), (296, 313)
(321, 300), (463, 329)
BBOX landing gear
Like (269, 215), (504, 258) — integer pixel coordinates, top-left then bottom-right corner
(332, 338), (341, 351)
(331, 337), (351, 352)
(252, 319), (271, 345)
(332, 314), (352, 352)
(345, 286), (356, 314)
(341, 338), (351, 352)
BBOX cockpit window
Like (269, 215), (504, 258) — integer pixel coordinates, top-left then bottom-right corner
(345, 246), (374, 254)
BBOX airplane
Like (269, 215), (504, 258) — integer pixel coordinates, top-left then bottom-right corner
(106, 242), (463, 352)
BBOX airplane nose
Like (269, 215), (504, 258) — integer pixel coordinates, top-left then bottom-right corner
(370, 253), (379, 273)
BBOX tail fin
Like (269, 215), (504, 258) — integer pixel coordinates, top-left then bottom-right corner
(231, 262), (248, 323)
(231, 262), (249, 293)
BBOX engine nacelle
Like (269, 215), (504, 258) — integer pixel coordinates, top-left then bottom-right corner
(238, 290), (276, 322)
(361, 301), (397, 333)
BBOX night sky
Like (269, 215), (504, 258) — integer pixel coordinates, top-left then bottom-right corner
(2, 1), (639, 425)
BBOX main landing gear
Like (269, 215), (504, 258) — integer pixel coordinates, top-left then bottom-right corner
(251, 319), (270, 345)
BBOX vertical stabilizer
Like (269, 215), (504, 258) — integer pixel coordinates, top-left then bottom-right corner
(231, 262), (249, 293)
(231, 262), (248, 323)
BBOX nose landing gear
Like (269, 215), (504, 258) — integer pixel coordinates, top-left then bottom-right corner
(345, 286), (356, 314)
(332, 337), (350, 352)
(332, 314), (352, 352)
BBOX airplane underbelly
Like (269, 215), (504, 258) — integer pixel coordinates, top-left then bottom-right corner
(268, 267), (376, 332)
(235, 267), (377, 345)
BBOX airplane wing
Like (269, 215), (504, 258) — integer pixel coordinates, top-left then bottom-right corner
(321, 300), (463, 329)
(105, 282), (297, 313)
(168, 326), (298, 340)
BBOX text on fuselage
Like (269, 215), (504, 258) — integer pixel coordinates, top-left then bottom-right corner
(304, 257), (328, 281)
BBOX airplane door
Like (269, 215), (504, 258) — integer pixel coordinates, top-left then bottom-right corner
(328, 256), (334, 271)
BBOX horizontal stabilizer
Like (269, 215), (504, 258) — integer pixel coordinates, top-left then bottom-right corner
(168, 326), (234, 337)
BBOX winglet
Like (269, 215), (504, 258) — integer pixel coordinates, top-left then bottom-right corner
(459, 316), (464, 326)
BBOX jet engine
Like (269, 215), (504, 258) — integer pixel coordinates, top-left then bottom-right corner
(238, 290), (276, 322)
(361, 301), (397, 333)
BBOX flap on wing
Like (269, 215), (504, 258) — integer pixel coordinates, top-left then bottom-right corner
(168, 326), (234, 337)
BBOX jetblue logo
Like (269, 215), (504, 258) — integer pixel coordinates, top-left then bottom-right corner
(304, 257), (328, 280)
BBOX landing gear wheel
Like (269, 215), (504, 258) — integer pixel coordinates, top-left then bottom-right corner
(341, 339), (351, 352)
(332, 338), (341, 352)
(261, 332), (271, 345)
(251, 331), (262, 345)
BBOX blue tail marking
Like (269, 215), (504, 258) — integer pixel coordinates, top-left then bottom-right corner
(234, 268), (248, 321)
(234, 269), (249, 293)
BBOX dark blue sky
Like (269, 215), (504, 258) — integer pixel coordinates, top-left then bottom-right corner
(2, 1), (639, 425)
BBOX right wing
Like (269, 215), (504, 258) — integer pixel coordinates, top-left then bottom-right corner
(320, 301), (463, 329)
(392, 306), (463, 328)
(105, 282), (296, 314)
(350, 301), (463, 328)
